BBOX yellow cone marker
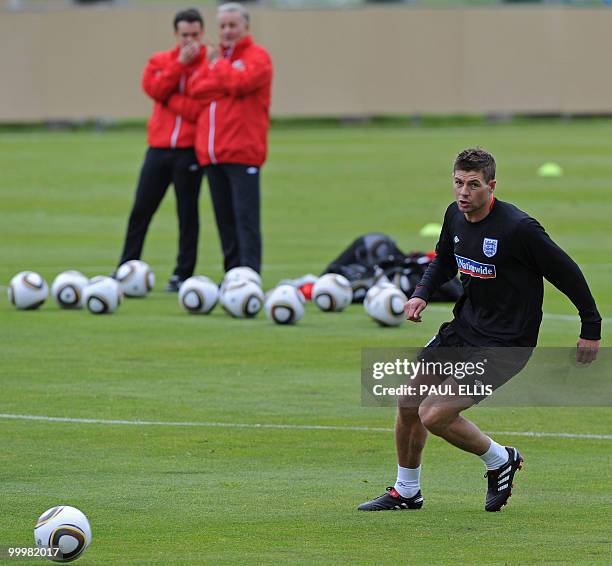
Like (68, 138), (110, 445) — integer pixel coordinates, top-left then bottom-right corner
(419, 222), (443, 237)
(537, 162), (563, 177)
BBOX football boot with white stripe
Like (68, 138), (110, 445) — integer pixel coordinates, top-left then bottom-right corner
(357, 487), (424, 511)
(484, 446), (524, 512)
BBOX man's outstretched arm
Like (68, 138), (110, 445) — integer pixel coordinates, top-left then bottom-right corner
(518, 218), (602, 362)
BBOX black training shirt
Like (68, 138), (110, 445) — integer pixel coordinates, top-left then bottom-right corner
(412, 199), (602, 346)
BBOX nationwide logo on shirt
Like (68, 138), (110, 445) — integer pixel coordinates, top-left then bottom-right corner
(455, 254), (497, 279)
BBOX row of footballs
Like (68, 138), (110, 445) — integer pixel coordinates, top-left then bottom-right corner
(7, 260), (158, 313)
(179, 266), (408, 326)
(8, 261), (409, 326)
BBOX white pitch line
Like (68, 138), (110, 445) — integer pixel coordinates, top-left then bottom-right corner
(0, 413), (610, 440)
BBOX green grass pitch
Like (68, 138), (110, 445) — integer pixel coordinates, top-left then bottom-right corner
(0, 121), (610, 565)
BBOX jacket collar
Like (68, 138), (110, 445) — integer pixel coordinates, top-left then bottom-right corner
(222, 35), (253, 60)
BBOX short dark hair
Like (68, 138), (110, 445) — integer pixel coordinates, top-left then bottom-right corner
(453, 148), (496, 183)
(173, 8), (204, 31)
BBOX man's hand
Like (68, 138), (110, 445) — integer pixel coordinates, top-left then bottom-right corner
(576, 338), (600, 364)
(178, 41), (200, 65)
(205, 42), (220, 64)
(404, 297), (427, 323)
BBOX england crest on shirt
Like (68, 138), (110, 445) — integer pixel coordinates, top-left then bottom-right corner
(482, 237), (498, 258)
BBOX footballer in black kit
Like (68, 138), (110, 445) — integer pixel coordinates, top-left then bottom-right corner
(414, 198), (601, 348)
(358, 148), (602, 513)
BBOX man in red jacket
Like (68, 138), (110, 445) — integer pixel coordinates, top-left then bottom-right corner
(117, 9), (207, 292)
(187, 2), (273, 275)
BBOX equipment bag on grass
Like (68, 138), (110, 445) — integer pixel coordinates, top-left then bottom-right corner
(322, 232), (463, 303)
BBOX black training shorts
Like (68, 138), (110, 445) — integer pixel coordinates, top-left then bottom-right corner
(416, 321), (533, 403)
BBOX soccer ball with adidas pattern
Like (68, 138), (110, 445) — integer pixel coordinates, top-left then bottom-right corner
(8, 271), (49, 310)
(312, 273), (353, 312)
(221, 266), (262, 292)
(364, 285), (407, 327)
(34, 505), (91, 562)
(178, 276), (219, 314)
(221, 278), (264, 318)
(116, 260), (154, 298)
(264, 284), (305, 324)
(51, 270), (89, 309)
(83, 276), (121, 314)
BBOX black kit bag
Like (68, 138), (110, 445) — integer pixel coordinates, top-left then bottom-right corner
(322, 233), (463, 303)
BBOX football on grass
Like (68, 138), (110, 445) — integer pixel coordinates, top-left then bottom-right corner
(264, 284), (305, 325)
(364, 284), (407, 327)
(222, 279), (264, 318)
(311, 273), (353, 312)
(8, 271), (48, 310)
(83, 277), (121, 314)
(34, 505), (91, 563)
(178, 276), (219, 314)
(116, 260), (154, 298)
(51, 270), (89, 309)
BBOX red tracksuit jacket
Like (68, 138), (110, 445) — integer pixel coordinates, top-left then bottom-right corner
(183, 36), (273, 167)
(142, 45), (206, 148)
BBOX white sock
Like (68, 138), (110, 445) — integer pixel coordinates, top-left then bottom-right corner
(479, 438), (509, 470)
(394, 464), (421, 498)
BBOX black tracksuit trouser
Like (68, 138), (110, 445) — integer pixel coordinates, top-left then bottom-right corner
(205, 163), (262, 274)
(118, 147), (203, 280)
